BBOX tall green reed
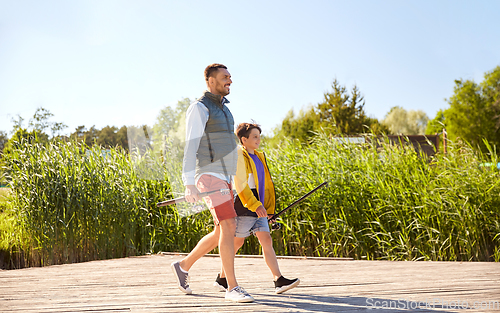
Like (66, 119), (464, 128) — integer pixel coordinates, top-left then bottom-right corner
(4, 133), (499, 267)
(262, 134), (500, 261)
(5, 139), (213, 268)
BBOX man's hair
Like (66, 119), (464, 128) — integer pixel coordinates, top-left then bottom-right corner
(235, 122), (262, 144)
(204, 63), (227, 82)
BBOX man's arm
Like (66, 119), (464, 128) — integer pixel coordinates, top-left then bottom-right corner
(182, 101), (208, 202)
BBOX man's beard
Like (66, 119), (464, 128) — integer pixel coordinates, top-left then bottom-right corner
(218, 85), (230, 96)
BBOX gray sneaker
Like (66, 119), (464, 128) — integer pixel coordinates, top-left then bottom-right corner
(171, 261), (192, 294)
(225, 286), (254, 303)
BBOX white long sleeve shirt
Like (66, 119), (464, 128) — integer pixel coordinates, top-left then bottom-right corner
(181, 99), (233, 186)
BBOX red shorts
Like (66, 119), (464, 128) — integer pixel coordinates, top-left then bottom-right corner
(196, 175), (236, 225)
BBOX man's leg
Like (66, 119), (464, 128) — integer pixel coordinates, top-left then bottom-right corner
(171, 225), (220, 294)
(219, 236), (245, 280)
(218, 217), (237, 290)
(180, 225), (220, 271)
(219, 218), (253, 302)
(180, 175), (252, 302)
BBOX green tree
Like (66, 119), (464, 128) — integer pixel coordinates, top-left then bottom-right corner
(28, 107), (67, 137)
(363, 116), (389, 135)
(0, 131), (9, 185)
(316, 80), (368, 134)
(382, 106), (429, 135)
(1, 108), (63, 185)
(433, 66), (500, 151)
(154, 98), (191, 136)
(270, 80), (387, 145)
(70, 125), (87, 141)
(83, 126), (100, 147)
(96, 125), (128, 151)
(70, 125), (97, 146)
(96, 126), (119, 148)
(152, 98), (192, 146)
(2, 128), (49, 157)
(116, 126), (128, 151)
(426, 109), (446, 134)
(70, 125), (128, 150)
(276, 107), (318, 143)
(0, 131), (8, 155)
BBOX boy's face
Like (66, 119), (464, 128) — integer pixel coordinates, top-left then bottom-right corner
(242, 128), (261, 151)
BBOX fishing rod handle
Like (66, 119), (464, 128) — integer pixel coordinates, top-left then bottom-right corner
(156, 188), (232, 207)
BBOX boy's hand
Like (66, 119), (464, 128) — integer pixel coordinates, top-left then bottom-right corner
(255, 205), (267, 217)
(268, 215), (276, 224)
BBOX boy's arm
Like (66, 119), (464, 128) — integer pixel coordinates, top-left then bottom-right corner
(234, 147), (264, 212)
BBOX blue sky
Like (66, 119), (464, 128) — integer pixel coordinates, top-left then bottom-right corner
(1, 0), (499, 136)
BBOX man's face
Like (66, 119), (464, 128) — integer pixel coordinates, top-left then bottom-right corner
(209, 68), (232, 96)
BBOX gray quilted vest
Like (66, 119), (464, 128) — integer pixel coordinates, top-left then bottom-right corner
(196, 91), (238, 178)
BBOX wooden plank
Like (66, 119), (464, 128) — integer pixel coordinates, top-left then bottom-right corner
(0, 255), (499, 312)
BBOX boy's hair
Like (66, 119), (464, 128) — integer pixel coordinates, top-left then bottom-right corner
(235, 122), (262, 144)
(204, 63), (227, 82)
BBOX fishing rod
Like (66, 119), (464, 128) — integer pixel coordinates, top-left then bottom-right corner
(156, 188), (231, 207)
(157, 181), (328, 219)
(268, 181), (328, 224)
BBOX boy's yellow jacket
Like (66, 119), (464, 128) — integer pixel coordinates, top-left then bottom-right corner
(234, 146), (276, 215)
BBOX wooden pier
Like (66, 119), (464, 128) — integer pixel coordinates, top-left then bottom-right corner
(1, 253), (499, 312)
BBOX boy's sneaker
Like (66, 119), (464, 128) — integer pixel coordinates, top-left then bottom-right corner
(171, 261), (192, 294)
(274, 276), (300, 294)
(225, 286), (254, 303)
(213, 273), (228, 291)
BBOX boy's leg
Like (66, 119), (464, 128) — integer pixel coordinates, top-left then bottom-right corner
(254, 221), (300, 294)
(255, 231), (282, 280)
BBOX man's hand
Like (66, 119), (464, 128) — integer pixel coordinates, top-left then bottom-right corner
(255, 205), (267, 217)
(185, 185), (200, 203)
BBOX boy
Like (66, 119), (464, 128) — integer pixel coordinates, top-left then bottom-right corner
(214, 122), (300, 294)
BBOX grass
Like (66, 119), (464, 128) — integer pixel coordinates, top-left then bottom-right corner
(1, 134), (499, 268)
(2, 140), (214, 268)
(0, 188), (15, 251)
(0, 187), (22, 269)
(261, 134), (500, 261)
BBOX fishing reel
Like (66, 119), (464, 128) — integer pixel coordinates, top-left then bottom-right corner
(271, 221), (282, 231)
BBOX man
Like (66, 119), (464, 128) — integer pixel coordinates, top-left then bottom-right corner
(170, 63), (254, 303)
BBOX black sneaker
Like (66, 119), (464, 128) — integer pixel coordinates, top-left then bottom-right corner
(213, 273), (228, 291)
(274, 276), (300, 294)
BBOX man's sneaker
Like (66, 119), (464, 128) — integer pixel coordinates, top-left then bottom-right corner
(225, 286), (254, 303)
(171, 261), (192, 294)
(274, 276), (300, 294)
(213, 273), (228, 292)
